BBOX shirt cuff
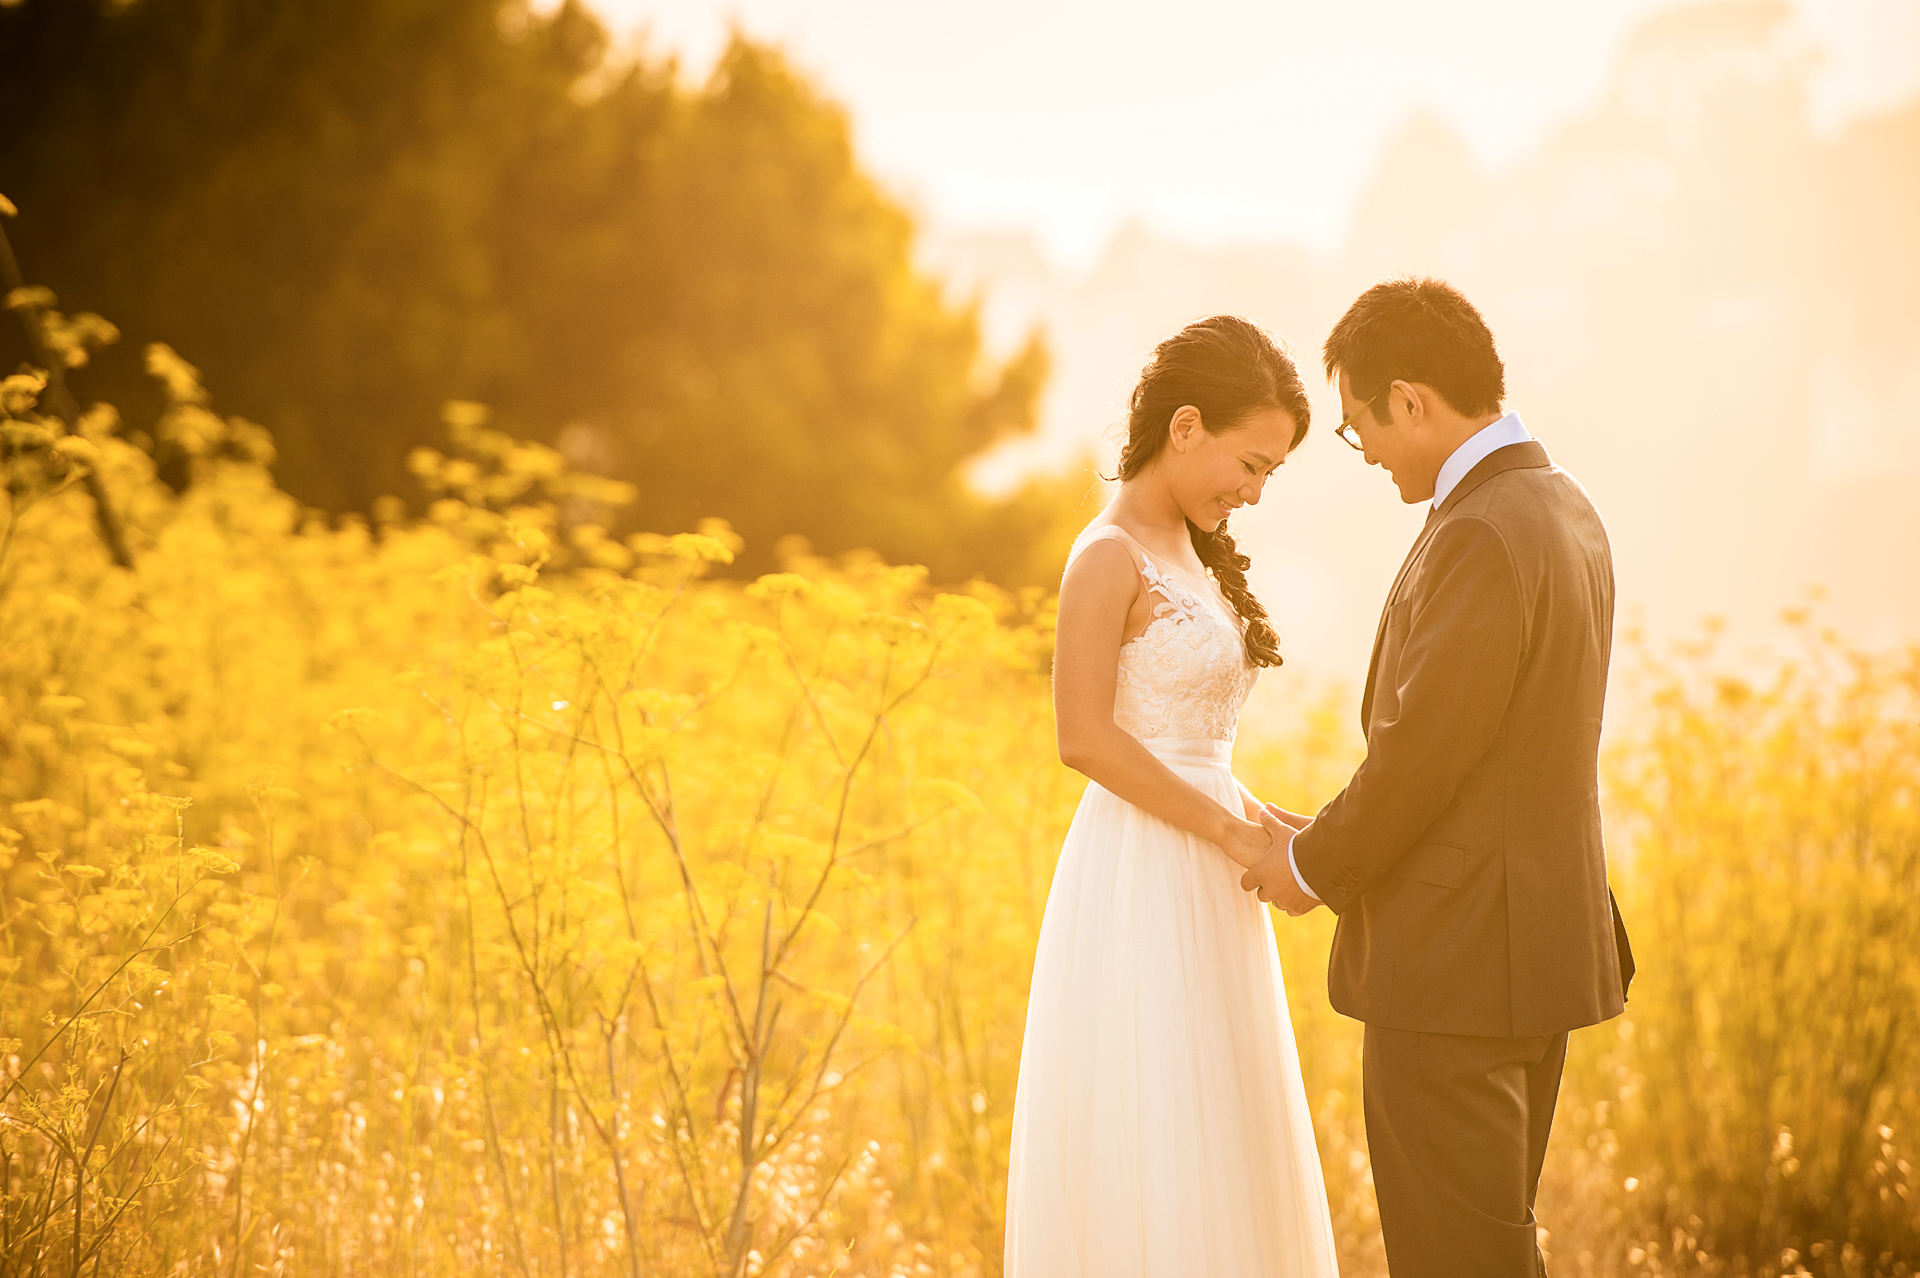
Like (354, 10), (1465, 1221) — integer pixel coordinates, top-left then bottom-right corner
(1287, 831), (1320, 901)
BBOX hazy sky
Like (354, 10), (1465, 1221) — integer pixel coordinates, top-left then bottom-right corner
(566, 0), (1920, 267)
(544, 0), (1920, 690)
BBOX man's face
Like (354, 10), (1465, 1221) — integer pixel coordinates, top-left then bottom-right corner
(1337, 370), (1436, 504)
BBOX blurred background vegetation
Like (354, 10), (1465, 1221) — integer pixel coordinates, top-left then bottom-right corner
(7, 0), (1918, 678)
(0, 0), (1078, 584)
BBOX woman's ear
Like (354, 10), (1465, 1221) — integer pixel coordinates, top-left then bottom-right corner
(1168, 404), (1203, 451)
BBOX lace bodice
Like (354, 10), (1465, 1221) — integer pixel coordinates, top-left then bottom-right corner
(1065, 525), (1258, 744)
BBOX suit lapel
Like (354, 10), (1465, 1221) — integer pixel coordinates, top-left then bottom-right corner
(1357, 441), (1553, 728)
(1360, 506), (1444, 727)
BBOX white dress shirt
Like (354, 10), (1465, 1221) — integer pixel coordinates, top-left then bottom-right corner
(1283, 410), (1534, 901)
(1431, 411), (1532, 509)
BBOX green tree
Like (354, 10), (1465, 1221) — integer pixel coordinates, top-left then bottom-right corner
(0, 0), (1073, 581)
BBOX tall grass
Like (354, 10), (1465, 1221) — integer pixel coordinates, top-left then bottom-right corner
(2, 276), (1916, 1276)
(1585, 623), (1919, 1275)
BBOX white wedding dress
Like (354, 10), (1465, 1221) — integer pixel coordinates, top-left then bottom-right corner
(1003, 523), (1340, 1277)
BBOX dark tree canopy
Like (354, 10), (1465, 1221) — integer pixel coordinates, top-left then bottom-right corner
(0, 0), (1075, 581)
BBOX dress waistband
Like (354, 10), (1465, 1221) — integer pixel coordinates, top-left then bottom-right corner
(1136, 735), (1235, 766)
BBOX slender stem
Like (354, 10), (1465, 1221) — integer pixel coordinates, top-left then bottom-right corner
(0, 219), (133, 569)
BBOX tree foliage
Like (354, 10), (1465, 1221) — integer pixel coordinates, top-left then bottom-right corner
(0, 0), (1077, 580)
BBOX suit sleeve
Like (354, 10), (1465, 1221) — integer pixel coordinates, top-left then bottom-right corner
(1292, 514), (1526, 913)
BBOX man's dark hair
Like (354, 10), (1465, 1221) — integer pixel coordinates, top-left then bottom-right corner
(1323, 277), (1505, 418)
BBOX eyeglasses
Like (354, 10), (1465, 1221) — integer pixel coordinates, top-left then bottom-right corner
(1335, 387), (1389, 450)
(1334, 385), (1389, 451)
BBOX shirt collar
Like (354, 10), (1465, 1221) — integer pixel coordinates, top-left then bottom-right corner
(1432, 410), (1532, 511)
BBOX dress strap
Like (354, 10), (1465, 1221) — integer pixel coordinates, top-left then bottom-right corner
(1066, 524), (1152, 583)
(1069, 523), (1141, 562)
(1068, 524), (1213, 628)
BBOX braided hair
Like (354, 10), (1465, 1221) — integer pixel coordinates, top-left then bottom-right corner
(1114, 315), (1310, 668)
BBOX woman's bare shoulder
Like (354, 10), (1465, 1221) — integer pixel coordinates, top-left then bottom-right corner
(1059, 537), (1145, 643)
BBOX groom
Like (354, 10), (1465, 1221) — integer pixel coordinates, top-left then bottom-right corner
(1242, 278), (1633, 1277)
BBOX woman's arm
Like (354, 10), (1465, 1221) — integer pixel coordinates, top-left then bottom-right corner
(1054, 539), (1273, 870)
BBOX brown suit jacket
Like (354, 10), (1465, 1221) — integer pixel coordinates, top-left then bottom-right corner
(1291, 440), (1632, 1038)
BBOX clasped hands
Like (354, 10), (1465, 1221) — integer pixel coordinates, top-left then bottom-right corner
(1227, 800), (1322, 918)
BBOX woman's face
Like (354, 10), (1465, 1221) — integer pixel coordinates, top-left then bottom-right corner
(1164, 404), (1300, 532)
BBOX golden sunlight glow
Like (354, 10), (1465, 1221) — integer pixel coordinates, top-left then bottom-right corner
(3, 1), (1918, 1273)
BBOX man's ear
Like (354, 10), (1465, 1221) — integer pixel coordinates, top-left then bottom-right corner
(1389, 379), (1424, 426)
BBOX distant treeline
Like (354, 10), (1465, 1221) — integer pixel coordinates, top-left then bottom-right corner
(0, 0), (1080, 581)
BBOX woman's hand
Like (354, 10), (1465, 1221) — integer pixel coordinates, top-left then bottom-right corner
(1263, 802), (1313, 832)
(1217, 812), (1274, 871)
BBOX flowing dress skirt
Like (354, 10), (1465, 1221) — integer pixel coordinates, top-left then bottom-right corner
(1004, 736), (1340, 1277)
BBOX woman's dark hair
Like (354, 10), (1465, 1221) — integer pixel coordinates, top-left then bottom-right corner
(1115, 314), (1310, 668)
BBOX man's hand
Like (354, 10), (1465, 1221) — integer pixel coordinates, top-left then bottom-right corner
(1240, 806), (1322, 916)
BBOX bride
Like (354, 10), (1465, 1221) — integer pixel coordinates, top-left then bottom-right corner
(1003, 315), (1339, 1276)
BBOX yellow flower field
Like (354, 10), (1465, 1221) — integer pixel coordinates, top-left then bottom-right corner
(2, 344), (1916, 1276)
